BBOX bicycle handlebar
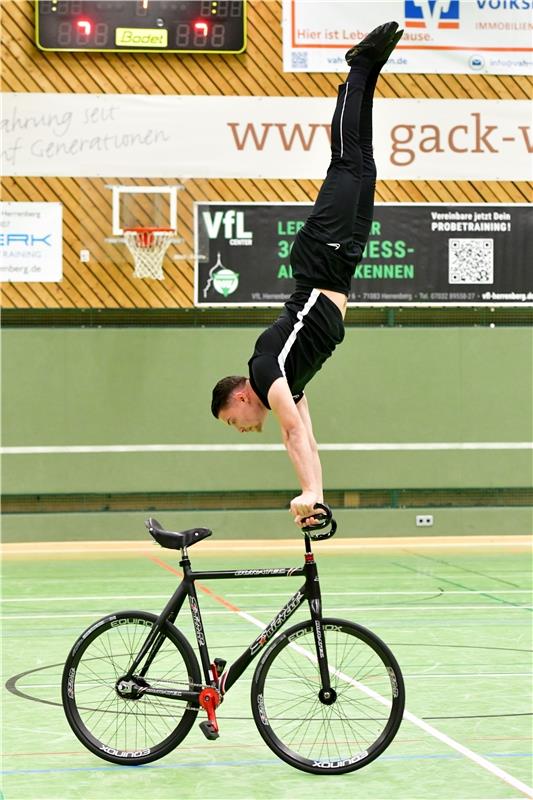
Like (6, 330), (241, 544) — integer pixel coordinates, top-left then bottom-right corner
(300, 503), (337, 540)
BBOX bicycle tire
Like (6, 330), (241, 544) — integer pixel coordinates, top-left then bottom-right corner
(62, 610), (201, 765)
(251, 617), (405, 775)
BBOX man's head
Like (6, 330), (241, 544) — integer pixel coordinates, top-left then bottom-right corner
(211, 375), (268, 433)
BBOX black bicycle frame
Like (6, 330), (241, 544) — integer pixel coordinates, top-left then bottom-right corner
(124, 537), (332, 701)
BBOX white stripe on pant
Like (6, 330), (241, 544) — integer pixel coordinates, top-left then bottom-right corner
(277, 289), (321, 378)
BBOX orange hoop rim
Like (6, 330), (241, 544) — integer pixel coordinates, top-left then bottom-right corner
(123, 227), (175, 234)
(123, 227), (175, 249)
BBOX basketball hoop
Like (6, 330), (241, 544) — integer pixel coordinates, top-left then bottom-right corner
(123, 227), (175, 280)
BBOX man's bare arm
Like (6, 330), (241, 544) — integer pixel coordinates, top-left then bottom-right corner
(267, 378), (323, 525)
(295, 394), (323, 501)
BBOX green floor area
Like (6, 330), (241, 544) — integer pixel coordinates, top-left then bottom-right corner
(2, 541), (532, 800)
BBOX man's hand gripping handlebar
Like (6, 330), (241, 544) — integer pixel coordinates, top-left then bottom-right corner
(300, 502), (337, 540)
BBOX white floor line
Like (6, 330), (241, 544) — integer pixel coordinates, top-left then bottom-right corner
(227, 590), (532, 598)
(0, 594), (173, 603)
(3, 604), (532, 620)
(398, 672), (533, 679)
(2, 441), (532, 455)
(235, 608), (533, 798)
(401, 711), (533, 798)
(245, 605), (533, 612)
(2, 589), (531, 603)
(16, 672), (532, 690)
(1, 610), (230, 620)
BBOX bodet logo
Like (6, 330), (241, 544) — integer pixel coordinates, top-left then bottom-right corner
(404, 0), (460, 29)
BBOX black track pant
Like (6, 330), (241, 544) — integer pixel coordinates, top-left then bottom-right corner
(290, 58), (383, 295)
(305, 58), (378, 253)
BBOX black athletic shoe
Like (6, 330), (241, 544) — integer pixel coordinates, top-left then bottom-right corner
(377, 29), (404, 66)
(345, 21), (399, 66)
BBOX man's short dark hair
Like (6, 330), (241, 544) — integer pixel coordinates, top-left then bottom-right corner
(211, 375), (247, 418)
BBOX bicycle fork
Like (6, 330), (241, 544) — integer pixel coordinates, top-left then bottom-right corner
(304, 546), (334, 701)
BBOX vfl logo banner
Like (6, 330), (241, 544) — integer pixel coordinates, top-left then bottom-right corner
(199, 209), (253, 299)
(195, 201), (532, 308)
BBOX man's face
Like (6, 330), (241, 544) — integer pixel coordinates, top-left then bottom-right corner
(218, 394), (268, 433)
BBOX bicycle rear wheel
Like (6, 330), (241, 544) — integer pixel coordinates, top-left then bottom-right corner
(251, 617), (405, 774)
(62, 611), (201, 765)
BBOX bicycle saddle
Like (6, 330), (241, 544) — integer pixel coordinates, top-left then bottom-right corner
(146, 518), (213, 550)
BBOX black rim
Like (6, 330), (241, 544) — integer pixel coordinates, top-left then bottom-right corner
(62, 612), (200, 763)
(252, 618), (405, 773)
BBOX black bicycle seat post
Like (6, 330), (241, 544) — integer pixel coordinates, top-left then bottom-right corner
(179, 546), (191, 571)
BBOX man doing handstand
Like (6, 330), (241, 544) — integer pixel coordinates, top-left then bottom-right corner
(211, 22), (403, 528)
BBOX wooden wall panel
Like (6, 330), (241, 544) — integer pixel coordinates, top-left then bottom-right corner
(1, 1), (531, 309)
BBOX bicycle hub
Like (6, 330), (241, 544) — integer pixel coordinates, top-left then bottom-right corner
(318, 687), (337, 705)
(115, 676), (147, 700)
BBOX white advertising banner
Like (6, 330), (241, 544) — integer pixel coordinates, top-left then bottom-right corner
(282, 0), (533, 75)
(1, 92), (531, 182)
(0, 202), (63, 282)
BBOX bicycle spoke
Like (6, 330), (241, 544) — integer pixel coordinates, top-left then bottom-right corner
(253, 619), (404, 773)
(63, 614), (200, 760)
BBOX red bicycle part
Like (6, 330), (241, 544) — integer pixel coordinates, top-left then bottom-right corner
(198, 687), (221, 734)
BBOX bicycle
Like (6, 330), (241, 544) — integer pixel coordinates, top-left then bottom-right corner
(62, 505), (405, 775)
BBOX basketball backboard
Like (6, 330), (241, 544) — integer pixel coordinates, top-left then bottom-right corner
(108, 185), (178, 236)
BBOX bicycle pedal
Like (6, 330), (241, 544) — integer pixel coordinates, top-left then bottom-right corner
(199, 720), (219, 741)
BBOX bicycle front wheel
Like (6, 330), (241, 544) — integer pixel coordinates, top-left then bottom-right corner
(62, 611), (201, 765)
(251, 617), (405, 774)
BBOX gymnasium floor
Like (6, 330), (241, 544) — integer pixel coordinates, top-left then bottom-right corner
(2, 535), (532, 800)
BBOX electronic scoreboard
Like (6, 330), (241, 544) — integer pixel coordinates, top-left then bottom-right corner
(35, 1), (246, 54)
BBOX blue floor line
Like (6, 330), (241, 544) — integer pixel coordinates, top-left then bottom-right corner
(2, 752), (532, 775)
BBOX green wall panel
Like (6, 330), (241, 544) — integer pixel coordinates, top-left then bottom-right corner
(2, 327), (532, 494)
(2, 507), (532, 543)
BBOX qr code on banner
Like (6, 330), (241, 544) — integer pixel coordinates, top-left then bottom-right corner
(291, 51), (308, 69)
(448, 238), (494, 284)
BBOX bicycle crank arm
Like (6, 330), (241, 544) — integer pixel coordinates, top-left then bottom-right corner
(137, 686), (200, 704)
(198, 687), (221, 740)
